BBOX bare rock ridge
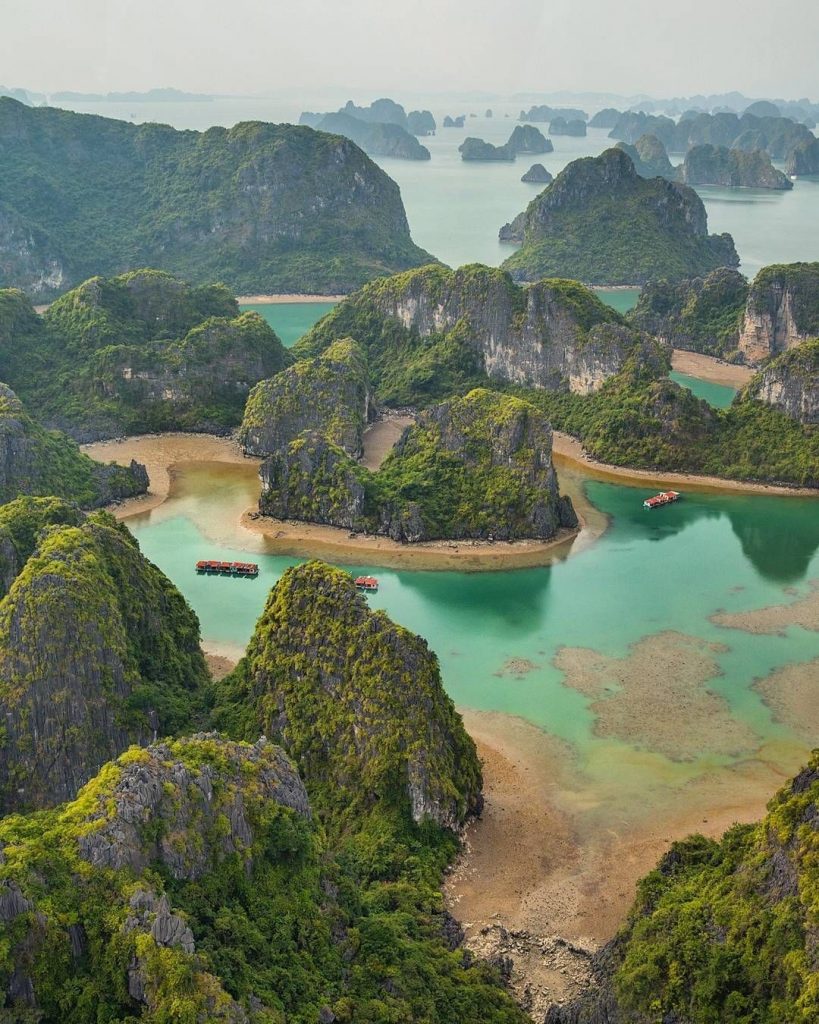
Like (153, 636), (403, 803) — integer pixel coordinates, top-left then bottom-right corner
(0, 497), (208, 813)
(499, 148), (739, 285)
(297, 264), (665, 397)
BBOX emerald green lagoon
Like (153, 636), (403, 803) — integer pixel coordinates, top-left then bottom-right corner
(669, 370), (737, 408)
(128, 461), (819, 795)
(240, 301), (337, 347)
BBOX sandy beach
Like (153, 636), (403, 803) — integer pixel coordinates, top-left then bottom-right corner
(82, 433), (259, 518)
(552, 431), (818, 497)
(671, 349), (755, 388)
(236, 293), (344, 304)
(83, 431), (591, 571)
(445, 708), (809, 1009)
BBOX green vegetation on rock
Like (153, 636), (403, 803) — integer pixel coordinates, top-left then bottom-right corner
(214, 561), (483, 831)
(0, 269), (291, 440)
(295, 264), (647, 406)
(549, 753), (819, 1023)
(679, 144), (793, 190)
(0, 499), (208, 812)
(0, 97), (433, 298)
(0, 381), (147, 505)
(240, 338), (370, 458)
(500, 148), (739, 285)
(743, 337), (819, 424)
(628, 269), (749, 358)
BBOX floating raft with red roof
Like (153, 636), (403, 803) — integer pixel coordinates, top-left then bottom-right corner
(643, 490), (681, 509)
(354, 575), (379, 592)
(196, 560), (259, 577)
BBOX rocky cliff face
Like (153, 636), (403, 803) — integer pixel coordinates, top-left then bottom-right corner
(1, 269), (291, 441)
(0, 500), (208, 812)
(216, 561), (483, 830)
(609, 109), (814, 160)
(628, 268), (749, 357)
(0, 97), (433, 297)
(680, 144), (793, 189)
(500, 148), (739, 285)
(521, 162), (553, 183)
(549, 117), (586, 136)
(743, 338), (819, 423)
(312, 111), (431, 160)
(547, 755), (819, 1023)
(0, 381), (148, 505)
(787, 136), (819, 175)
(507, 124), (553, 155)
(258, 430), (367, 526)
(737, 262), (819, 363)
(299, 264), (658, 401)
(239, 338), (370, 458)
(459, 137), (515, 160)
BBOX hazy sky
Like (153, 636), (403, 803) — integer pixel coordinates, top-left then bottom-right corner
(2, 0), (818, 100)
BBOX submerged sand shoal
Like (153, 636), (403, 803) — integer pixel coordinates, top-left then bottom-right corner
(671, 349), (755, 388)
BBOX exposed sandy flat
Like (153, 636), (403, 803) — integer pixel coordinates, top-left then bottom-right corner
(671, 350), (755, 388)
(711, 579), (819, 634)
(236, 293), (344, 304)
(360, 416), (414, 471)
(552, 431), (818, 497)
(555, 632), (758, 761)
(445, 708), (809, 1009)
(82, 433), (257, 518)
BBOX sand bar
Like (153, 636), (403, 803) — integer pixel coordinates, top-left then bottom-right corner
(552, 431), (818, 497)
(236, 293), (344, 304)
(671, 349), (755, 388)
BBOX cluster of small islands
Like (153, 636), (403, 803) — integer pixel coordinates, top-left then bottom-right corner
(0, 84), (817, 1024)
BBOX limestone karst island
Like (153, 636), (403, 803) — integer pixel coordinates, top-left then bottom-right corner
(0, 3), (818, 1022)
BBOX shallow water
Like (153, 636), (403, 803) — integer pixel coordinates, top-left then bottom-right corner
(240, 301), (337, 347)
(669, 370), (737, 408)
(128, 460), (819, 797)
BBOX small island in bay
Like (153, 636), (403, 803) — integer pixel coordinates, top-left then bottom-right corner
(521, 162), (553, 183)
(459, 136), (515, 161)
(549, 115), (587, 136)
(499, 148), (739, 285)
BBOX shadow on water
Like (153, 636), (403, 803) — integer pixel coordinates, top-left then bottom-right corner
(586, 480), (819, 584)
(392, 564), (553, 636)
(724, 497), (819, 583)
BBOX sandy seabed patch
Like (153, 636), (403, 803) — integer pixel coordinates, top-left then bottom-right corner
(555, 631), (758, 761)
(753, 657), (819, 746)
(711, 579), (819, 634)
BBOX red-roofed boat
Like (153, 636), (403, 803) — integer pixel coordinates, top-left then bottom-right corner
(354, 575), (379, 592)
(643, 490), (681, 510)
(196, 560), (259, 577)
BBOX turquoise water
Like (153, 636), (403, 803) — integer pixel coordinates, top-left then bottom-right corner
(240, 301), (337, 347)
(128, 464), (819, 778)
(52, 98), (819, 280)
(669, 371), (737, 408)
